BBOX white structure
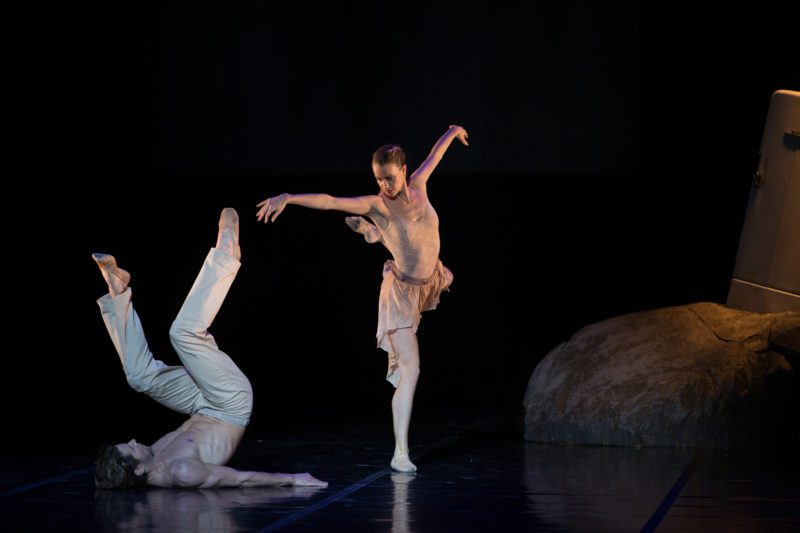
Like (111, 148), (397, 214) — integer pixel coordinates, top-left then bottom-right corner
(728, 90), (800, 313)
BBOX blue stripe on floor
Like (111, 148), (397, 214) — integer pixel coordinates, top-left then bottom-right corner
(0, 467), (95, 498)
(258, 468), (392, 533)
(258, 428), (476, 531)
(641, 449), (704, 532)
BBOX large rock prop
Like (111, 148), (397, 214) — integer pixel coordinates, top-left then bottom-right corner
(523, 303), (799, 447)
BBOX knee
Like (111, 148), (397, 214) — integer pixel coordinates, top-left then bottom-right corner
(123, 357), (168, 394)
(399, 363), (420, 382)
(231, 378), (254, 418)
(169, 321), (185, 344)
(242, 379), (254, 414)
(239, 376), (253, 406)
(125, 371), (151, 394)
(169, 321), (201, 350)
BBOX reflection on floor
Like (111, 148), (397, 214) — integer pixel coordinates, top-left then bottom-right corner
(1, 417), (798, 531)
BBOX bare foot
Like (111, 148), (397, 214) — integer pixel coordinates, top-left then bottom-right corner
(390, 455), (417, 473)
(291, 473), (328, 488)
(216, 208), (241, 261)
(92, 253), (130, 297)
(345, 216), (382, 244)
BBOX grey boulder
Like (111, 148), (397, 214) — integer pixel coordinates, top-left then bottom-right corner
(523, 303), (799, 447)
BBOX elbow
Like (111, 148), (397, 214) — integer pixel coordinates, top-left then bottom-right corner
(321, 194), (335, 210)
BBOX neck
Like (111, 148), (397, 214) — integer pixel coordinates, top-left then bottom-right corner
(391, 184), (410, 203)
(141, 459), (167, 485)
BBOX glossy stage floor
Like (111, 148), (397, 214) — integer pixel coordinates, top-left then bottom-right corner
(1, 415), (798, 532)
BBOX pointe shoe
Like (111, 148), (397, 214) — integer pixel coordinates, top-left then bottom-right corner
(92, 253), (130, 297)
(390, 454), (417, 473)
(345, 216), (382, 244)
(216, 208), (241, 261)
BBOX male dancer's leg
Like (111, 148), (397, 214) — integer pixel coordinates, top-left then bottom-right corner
(168, 209), (252, 426)
(96, 260), (202, 414)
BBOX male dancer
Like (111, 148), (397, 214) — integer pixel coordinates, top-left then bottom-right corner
(94, 208), (327, 489)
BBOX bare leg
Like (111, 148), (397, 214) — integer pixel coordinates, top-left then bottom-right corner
(387, 328), (420, 473)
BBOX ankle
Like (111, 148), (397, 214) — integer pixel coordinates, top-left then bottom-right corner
(93, 254), (130, 297)
(216, 228), (236, 257)
(393, 447), (409, 458)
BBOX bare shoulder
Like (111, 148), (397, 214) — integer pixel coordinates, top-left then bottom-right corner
(410, 184), (428, 200)
(368, 194), (391, 219)
(408, 185), (431, 208)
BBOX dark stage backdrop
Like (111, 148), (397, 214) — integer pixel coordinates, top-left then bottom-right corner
(7, 3), (798, 454)
(60, 2), (638, 175)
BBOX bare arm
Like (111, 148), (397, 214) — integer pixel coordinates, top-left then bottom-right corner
(256, 193), (382, 223)
(167, 458), (328, 488)
(409, 125), (469, 190)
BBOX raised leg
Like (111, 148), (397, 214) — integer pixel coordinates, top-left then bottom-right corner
(95, 259), (201, 415)
(168, 209), (252, 426)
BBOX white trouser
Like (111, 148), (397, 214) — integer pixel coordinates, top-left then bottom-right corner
(97, 248), (252, 426)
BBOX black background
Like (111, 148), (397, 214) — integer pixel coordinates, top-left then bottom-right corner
(7, 2), (798, 454)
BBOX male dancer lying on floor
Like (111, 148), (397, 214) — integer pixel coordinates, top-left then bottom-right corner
(93, 208), (327, 489)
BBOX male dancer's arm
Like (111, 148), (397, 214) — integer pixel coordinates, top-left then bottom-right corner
(408, 125), (469, 190)
(165, 458), (327, 488)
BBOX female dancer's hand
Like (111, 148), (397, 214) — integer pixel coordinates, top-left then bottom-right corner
(449, 125), (469, 146)
(256, 193), (289, 223)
